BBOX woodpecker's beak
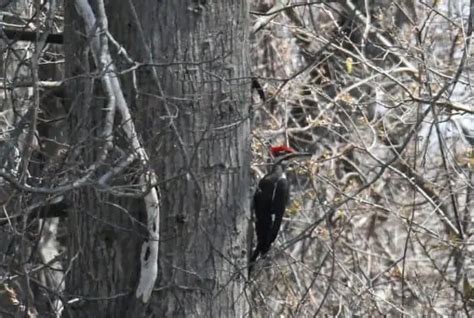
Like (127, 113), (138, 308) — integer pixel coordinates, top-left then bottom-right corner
(275, 151), (312, 165)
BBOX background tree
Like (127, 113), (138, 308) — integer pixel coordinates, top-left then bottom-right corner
(248, 0), (473, 316)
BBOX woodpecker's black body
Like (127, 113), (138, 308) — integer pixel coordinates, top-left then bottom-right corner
(251, 164), (289, 262)
(249, 146), (297, 272)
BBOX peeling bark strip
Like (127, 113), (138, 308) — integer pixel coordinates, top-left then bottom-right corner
(137, 174), (160, 302)
(74, 0), (160, 303)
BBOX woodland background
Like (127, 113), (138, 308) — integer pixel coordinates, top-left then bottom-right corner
(0, 0), (472, 317)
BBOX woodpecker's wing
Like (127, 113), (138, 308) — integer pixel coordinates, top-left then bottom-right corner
(252, 184), (273, 256)
(269, 176), (290, 243)
(252, 168), (291, 257)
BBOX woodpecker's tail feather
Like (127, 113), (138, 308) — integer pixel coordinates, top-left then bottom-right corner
(248, 242), (272, 276)
(248, 248), (259, 276)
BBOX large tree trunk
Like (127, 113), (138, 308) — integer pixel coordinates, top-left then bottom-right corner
(65, 0), (250, 316)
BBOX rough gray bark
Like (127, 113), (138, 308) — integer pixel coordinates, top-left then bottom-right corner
(65, 0), (250, 317)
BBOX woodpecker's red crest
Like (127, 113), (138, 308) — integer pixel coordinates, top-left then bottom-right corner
(269, 145), (295, 157)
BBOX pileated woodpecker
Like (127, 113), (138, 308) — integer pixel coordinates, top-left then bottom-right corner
(249, 145), (307, 273)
